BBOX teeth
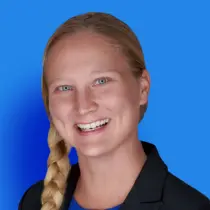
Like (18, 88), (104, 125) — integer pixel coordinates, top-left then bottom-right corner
(86, 124), (90, 129)
(91, 122), (95, 128)
(77, 118), (109, 131)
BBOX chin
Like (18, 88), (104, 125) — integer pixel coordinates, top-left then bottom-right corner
(76, 145), (111, 158)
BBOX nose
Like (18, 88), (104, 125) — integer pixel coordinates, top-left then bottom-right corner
(75, 87), (98, 116)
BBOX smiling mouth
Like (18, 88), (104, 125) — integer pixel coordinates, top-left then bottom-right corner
(76, 118), (110, 132)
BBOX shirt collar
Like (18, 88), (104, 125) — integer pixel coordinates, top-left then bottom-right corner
(123, 141), (168, 204)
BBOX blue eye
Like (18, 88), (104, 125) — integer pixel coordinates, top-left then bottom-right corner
(57, 85), (73, 92)
(95, 77), (108, 85)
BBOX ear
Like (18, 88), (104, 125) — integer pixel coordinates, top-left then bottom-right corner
(138, 69), (150, 106)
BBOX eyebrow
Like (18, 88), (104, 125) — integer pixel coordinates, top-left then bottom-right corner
(48, 69), (121, 86)
(90, 69), (121, 75)
(48, 77), (72, 87)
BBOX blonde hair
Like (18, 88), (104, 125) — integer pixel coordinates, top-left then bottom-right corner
(41, 12), (148, 210)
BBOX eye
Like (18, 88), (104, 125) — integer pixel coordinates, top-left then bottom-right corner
(57, 85), (73, 92)
(94, 77), (109, 86)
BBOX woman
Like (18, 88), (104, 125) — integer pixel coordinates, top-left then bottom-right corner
(19, 12), (210, 210)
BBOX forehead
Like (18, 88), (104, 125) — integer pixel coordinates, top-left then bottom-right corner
(44, 31), (130, 79)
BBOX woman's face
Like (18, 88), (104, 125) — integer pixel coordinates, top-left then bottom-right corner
(45, 31), (149, 157)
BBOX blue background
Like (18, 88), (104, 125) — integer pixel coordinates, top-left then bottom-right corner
(0, 0), (209, 209)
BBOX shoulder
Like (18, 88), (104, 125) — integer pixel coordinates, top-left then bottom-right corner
(163, 172), (210, 210)
(18, 180), (43, 210)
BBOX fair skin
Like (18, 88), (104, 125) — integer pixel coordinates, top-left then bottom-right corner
(45, 31), (150, 209)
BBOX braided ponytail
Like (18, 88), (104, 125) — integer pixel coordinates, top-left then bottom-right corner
(41, 124), (70, 210)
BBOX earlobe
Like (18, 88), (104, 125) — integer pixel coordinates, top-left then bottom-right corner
(138, 69), (150, 106)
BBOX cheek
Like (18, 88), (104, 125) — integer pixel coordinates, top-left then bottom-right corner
(95, 86), (125, 110)
(48, 97), (76, 144)
(97, 83), (138, 110)
(49, 96), (74, 120)
(99, 83), (139, 127)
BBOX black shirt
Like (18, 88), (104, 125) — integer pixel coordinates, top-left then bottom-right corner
(19, 141), (210, 210)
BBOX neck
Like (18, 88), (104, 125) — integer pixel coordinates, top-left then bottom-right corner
(74, 139), (147, 208)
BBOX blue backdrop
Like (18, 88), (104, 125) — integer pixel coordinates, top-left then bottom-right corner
(0, 0), (209, 209)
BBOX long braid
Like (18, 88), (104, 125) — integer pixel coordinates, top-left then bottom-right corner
(41, 124), (70, 210)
